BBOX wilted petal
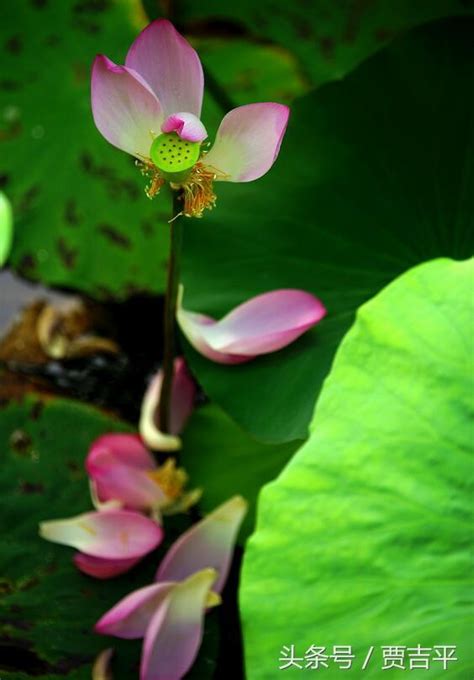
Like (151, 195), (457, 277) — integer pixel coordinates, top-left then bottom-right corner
(204, 103), (290, 182)
(39, 510), (163, 559)
(95, 582), (175, 639)
(91, 55), (163, 158)
(161, 112), (207, 142)
(155, 496), (247, 594)
(177, 288), (326, 364)
(141, 569), (217, 680)
(92, 648), (114, 680)
(140, 357), (196, 451)
(86, 434), (167, 510)
(74, 552), (141, 579)
(126, 19), (204, 118)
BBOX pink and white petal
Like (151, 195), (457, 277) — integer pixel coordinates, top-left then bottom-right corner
(87, 454), (166, 511)
(204, 103), (290, 182)
(88, 434), (156, 471)
(39, 510), (163, 559)
(176, 290), (248, 365)
(139, 357), (196, 450)
(91, 55), (163, 158)
(155, 496), (247, 594)
(126, 19), (204, 118)
(203, 289), (326, 356)
(86, 434), (167, 510)
(161, 112), (207, 142)
(177, 288), (326, 363)
(95, 582), (176, 639)
(141, 569), (217, 680)
(74, 552), (141, 579)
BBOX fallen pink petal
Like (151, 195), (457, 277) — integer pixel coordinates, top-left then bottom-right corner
(141, 569), (217, 680)
(156, 496), (248, 594)
(95, 582), (177, 639)
(177, 287), (327, 364)
(86, 433), (168, 510)
(73, 552), (142, 579)
(91, 19), (289, 217)
(39, 510), (163, 559)
(139, 357), (196, 451)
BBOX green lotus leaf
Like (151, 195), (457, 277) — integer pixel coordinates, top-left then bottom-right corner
(240, 257), (474, 678)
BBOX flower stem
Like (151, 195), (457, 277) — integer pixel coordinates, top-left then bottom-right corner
(159, 190), (184, 433)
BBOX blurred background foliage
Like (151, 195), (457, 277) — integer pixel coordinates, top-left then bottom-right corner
(1, 1), (473, 678)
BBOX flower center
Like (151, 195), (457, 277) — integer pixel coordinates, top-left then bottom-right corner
(150, 132), (201, 181)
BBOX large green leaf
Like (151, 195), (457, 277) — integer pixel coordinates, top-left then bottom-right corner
(176, 0), (473, 87)
(181, 404), (298, 540)
(0, 396), (218, 679)
(0, 0), (171, 299)
(240, 257), (474, 678)
(180, 18), (474, 443)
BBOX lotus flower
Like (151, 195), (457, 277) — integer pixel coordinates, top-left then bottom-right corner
(177, 287), (327, 364)
(91, 19), (289, 218)
(95, 496), (247, 680)
(40, 509), (163, 579)
(139, 357), (196, 451)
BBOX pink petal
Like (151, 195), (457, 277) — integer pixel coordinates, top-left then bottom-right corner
(39, 510), (163, 559)
(91, 55), (163, 158)
(141, 569), (217, 680)
(178, 289), (326, 364)
(95, 582), (176, 639)
(74, 552), (141, 579)
(126, 19), (204, 118)
(140, 357), (196, 451)
(204, 103), (290, 182)
(155, 496), (247, 594)
(161, 112), (207, 142)
(86, 434), (167, 510)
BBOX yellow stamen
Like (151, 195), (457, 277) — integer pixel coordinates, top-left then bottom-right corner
(173, 162), (229, 219)
(147, 458), (188, 501)
(135, 159), (165, 199)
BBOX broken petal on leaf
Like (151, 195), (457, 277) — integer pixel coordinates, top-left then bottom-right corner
(177, 287), (327, 364)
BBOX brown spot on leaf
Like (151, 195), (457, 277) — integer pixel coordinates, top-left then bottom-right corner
(17, 184), (40, 213)
(29, 400), (45, 420)
(19, 480), (45, 494)
(0, 79), (20, 91)
(17, 253), (37, 274)
(5, 35), (23, 55)
(80, 152), (140, 200)
(9, 429), (33, 456)
(31, 0), (48, 7)
(0, 173), (9, 188)
(319, 36), (335, 60)
(64, 198), (81, 226)
(57, 237), (78, 270)
(98, 224), (131, 249)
